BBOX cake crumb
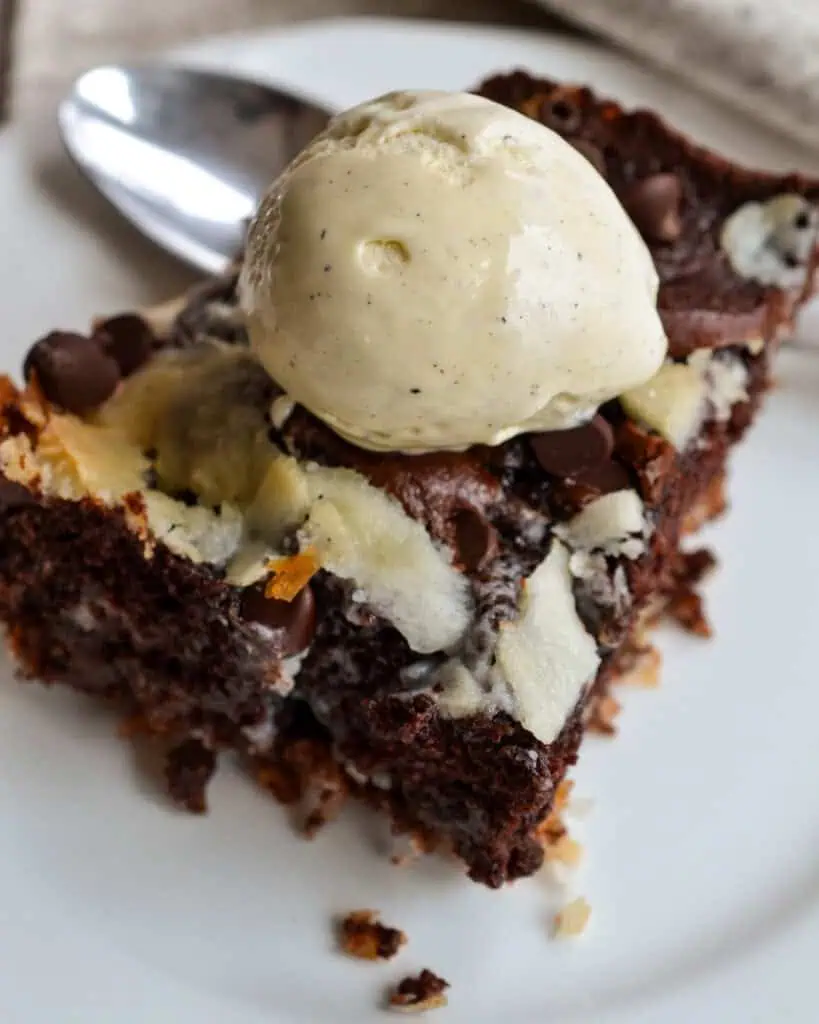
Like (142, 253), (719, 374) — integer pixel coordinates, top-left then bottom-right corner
(536, 808), (566, 845)
(536, 778), (575, 848)
(338, 910), (407, 961)
(667, 587), (712, 637)
(628, 643), (662, 687)
(553, 778), (574, 811)
(390, 832), (426, 867)
(663, 546), (715, 637)
(682, 477), (727, 532)
(302, 775), (347, 837)
(254, 735), (350, 835)
(387, 969), (449, 1013)
(588, 694), (621, 735)
(545, 833), (583, 868)
(165, 736), (217, 814)
(613, 634), (663, 688)
(679, 547), (717, 585)
(553, 896), (591, 938)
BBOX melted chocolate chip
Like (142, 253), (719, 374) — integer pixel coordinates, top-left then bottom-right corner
(240, 582), (316, 656)
(0, 477), (35, 511)
(621, 173), (683, 244)
(24, 331), (121, 415)
(570, 138), (606, 176)
(96, 314), (155, 376)
(281, 406), (506, 550)
(452, 507), (499, 572)
(530, 415), (614, 478)
(568, 459), (631, 495)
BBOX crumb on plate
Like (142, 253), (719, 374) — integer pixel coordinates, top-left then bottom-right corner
(553, 896), (592, 938)
(545, 833), (583, 868)
(387, 969), (450, 1013)
(338, 910), (407, 961)
(587, 694), (621, 736)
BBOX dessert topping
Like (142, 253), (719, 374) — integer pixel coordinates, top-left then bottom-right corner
(721, 193), (819, 288)
(240, 580), (317, 656)
(249, 457), (473, 654)
(567, 459), (631, 496)
(0, 476), (35, 510)
(297, 465), (472, 654)
(558, 489), (649, 560)
(493, 539), (600, 741)
(95, 314), (155, 376)
(451, 506), (499, 572)
(241, 89), (667, 453)
(264, 550), (320, 600)
(24, 331), (120, 415)
(620, 172), (683, 244)
(529, 414), (614, 477)
(620, 351), (748, 450)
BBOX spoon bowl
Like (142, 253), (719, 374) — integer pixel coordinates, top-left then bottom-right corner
(58, 65), (331, 274)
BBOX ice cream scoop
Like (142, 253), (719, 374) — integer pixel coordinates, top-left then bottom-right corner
(240, 90), (667, 453)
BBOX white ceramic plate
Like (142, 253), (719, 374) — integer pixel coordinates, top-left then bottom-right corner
(2, 18), (819, 1024)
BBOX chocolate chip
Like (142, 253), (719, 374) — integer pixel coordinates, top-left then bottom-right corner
(452, 507), (499, 572)
(96, 314), (155, 376)
(550, 456), (632, 514)
(569, 459), (631, 495)
(621, 173), (683, 243)
(0, 477), (35, 511)
(570, 138), (606, 176)
(530, 415), (614, 478)
(240, 582), (316, 656)
(24, 331), (121, 415)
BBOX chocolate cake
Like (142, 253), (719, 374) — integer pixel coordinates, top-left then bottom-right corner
(1, 72), (818, 889)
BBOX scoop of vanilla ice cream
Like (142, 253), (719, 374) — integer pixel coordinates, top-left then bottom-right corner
(240, 90), (667, 453)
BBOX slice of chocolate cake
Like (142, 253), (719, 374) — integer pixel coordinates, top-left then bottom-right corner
(1, 74), (817, 890)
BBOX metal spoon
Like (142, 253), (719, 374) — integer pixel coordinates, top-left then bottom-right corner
(58, 65), (331, 275)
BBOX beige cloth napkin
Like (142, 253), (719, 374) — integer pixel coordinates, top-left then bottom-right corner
(536, 0), (819, 150)
(10, 0), (556, 118)
(10, 0), (819, 148)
